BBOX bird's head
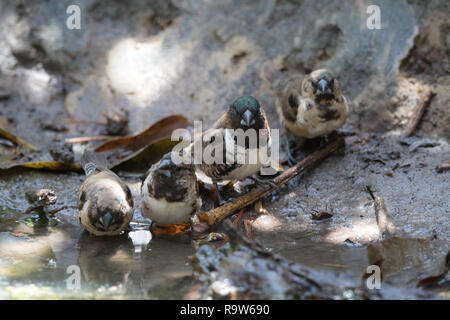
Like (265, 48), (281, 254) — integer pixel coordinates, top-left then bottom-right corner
(81, 183), (132, 234)
(302, 69), (341, 102)
(147, 152), (192, 202)
(227, 96), (266, 130)
(88, 206), (127, 234)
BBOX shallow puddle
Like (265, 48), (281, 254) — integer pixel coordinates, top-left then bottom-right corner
(0, 169), (194, 299)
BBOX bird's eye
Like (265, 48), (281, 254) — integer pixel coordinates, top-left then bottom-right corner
(288, 95), (298, 108)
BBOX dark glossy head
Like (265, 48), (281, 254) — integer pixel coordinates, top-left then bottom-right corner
(227, 96), (266, 130)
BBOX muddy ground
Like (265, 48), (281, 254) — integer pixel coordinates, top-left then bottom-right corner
(0, 0), (448, 299)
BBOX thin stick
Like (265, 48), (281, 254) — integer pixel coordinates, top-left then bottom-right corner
(403, 87), (435, 137)
(439, 162), (450, 169)
(366, 186), (395, 239)
(65, 136), (119, 144)
(194, 136), (345, 229)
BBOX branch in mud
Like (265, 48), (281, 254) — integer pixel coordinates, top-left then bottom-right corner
(366, 186), (395, 239)
(191, 135), (346, 234)
(403, 87), (435, 137)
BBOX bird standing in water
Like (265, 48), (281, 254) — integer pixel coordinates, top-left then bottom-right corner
(77, 152), (134, 236)
(141, 152), (202, 235)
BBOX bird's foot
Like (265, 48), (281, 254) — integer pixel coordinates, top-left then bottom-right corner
(285, 137), (298, 166)
(249, 175), (278, 189)
(215, 183), (235, 207)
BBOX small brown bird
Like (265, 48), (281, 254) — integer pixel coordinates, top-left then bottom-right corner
(275, 69), (349, 139)
(196, 96), (271, 184)
(77, 152), (134, 236)
(141, 152), (201, 226)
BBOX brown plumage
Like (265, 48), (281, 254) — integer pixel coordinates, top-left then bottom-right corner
(77, 152), (134, 236)
(275, 69), (349, 138)
(195, 96), (271, 183)
(141, 152), (201, 224)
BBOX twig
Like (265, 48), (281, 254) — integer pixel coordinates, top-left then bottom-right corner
(366, 186), (395, 239)
(192, 135), (345, 232)
(65, 135), (119, 144)
(436, 162), (450, 173)
(403, 87), (435, 137)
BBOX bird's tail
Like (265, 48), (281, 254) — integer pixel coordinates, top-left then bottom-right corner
(80, 150), (109, 176)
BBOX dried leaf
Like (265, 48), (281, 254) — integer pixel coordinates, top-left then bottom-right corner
(111, 137), (181, 170)
(93, 115), (190, 170)
(94, 115), (189, 152)
(18, 161), (81, 171)
(0, 160), (81, 171)
(0, 128), (37, 150)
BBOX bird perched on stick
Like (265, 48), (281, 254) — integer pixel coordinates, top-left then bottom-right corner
(141, 152), (201, 234)
(197, 96), (271, 182)
(77, 151), (134, 236)
(274, 69), (349, 162)
(193, 96), (272, 201)
(276, 69), (348, 138)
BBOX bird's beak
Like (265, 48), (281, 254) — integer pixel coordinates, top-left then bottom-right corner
(99, 212), (113, 231)
(158, 169), (171, 178)
(241, 110), (254, 127)
(318, 79), (330, 94)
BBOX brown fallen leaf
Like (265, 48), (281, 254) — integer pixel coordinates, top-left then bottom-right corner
(90, 115), (190, 170)
(0, 143), (81, 172)
(102, 136), (182, 170)
(95, 115), (189, 152)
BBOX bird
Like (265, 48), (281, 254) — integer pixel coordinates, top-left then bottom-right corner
(141, 152), (202, 231)
(77, 151), (134, 236)
(274, 69), (349, 162)
(196, 96), (272, 183)
(276, 69), (349, 138)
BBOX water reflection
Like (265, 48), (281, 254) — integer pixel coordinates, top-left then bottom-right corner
(77, 232), (134, 290)
(0, 215), (194, 299)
